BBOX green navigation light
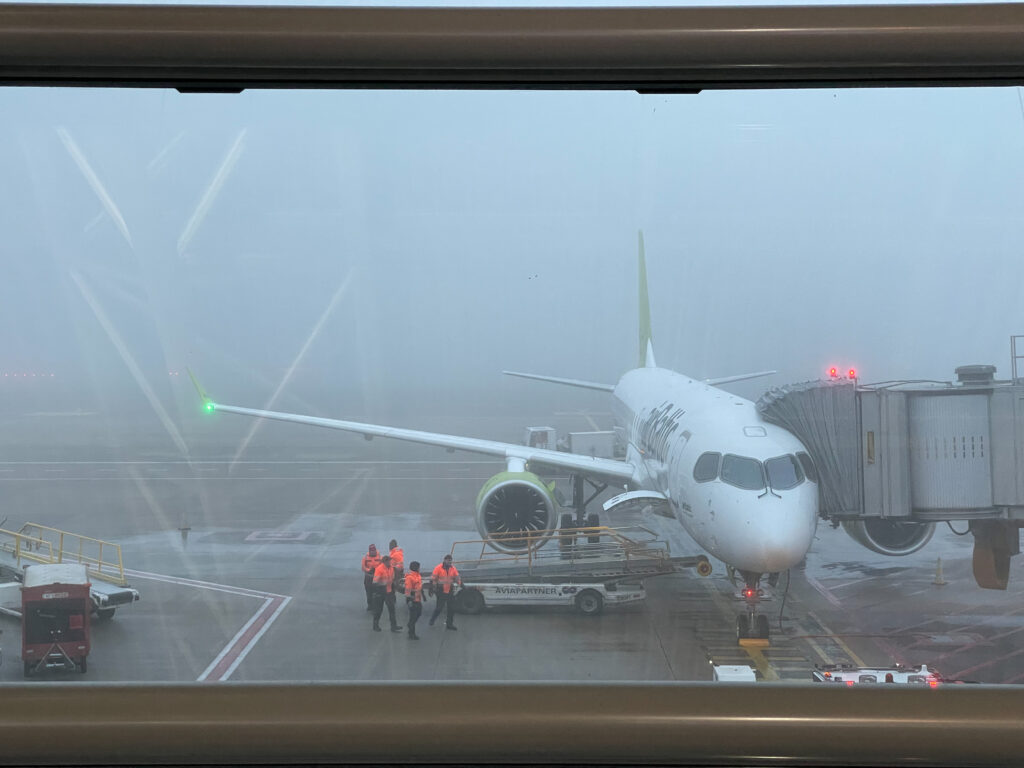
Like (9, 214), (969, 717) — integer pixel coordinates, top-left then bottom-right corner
(204, 401), (215, 412)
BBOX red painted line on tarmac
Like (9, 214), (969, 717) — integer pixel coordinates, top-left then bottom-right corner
(203, 595), (288, 682)
(929, 624), (1024, 665)
(950, 645), (1024, 680)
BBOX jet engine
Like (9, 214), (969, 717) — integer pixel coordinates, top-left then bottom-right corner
(841, 518), (935, 556)
(475, 471), (558, 553)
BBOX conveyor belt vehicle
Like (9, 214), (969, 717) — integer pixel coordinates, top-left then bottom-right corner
(447, 525), (707, 616)
(0, 523), (139, 621)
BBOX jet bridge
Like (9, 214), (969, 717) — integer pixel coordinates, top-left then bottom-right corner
(757, 360), (1024, 590)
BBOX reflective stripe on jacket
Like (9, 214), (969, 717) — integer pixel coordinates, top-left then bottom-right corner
(431, 563), (461, 593)
(373, 563), (396, 592)
(362, 553), (381, 574)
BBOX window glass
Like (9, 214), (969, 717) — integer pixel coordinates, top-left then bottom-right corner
(796, 451), (818, 483)
(720, 455), (765, 491)
(0, 79), (1022, 691)
(765, 454), (804, 490)
(693, 452), (721, 482)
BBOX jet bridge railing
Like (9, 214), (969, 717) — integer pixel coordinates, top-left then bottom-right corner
(449, 525), (672, 575)
(4, 523), (128, 587)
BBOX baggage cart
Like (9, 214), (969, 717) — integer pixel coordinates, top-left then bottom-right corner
(21, 563), (91, 676)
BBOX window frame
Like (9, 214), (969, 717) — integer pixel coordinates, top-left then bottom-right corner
(1, 3), (1023, 765)
(693, 451), (722, 482)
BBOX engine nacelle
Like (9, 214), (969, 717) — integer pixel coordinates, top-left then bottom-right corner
(841, 518), (935, 556)
(475, 471), (558, 553)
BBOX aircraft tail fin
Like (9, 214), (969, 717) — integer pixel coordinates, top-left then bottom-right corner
(638, 231), (656, 368)
(503, 370), (615, 393)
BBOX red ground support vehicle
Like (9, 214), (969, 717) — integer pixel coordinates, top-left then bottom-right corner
(21, 563), (91, 677)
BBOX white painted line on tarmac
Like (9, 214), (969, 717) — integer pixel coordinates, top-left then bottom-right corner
(200, 595), (292, 682)
(804, 574), (842, 608)
(124, 567), (291, 682)
(828, 575), (879, 591)
(125, 568), (284, 599)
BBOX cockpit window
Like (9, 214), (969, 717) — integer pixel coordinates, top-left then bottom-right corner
(765, 455), (805, 491)
(797, 452), (819, 483)
(720, 455), (765, 491)
(693, 452), (721, 482)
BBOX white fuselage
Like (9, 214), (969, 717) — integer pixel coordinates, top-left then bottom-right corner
(611, 368), (818, 574)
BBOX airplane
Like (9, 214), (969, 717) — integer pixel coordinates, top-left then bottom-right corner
(190, 233), (819, 640)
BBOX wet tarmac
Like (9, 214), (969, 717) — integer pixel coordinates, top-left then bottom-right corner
(0, 434), (1021, 685)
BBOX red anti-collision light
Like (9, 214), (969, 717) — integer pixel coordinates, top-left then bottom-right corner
(828, 367), (838, 378)
(848, 369), (856, 379)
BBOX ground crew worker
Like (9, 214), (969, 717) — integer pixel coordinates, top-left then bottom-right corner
(429, 554), (462, 630)
(388, 539), (405, 589)
(405, 561), (424, 640)
(361, 544), (381, 611)
(371, 554), (402, 633)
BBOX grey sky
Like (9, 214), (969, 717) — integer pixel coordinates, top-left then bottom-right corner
(1, 85), (1022, 450)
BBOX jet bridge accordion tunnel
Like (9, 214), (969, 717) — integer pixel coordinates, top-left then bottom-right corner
(757, 365), (1024, 590)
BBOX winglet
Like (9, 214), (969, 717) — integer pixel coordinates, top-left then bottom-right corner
(186, 368), (216, 412)
(638, 230), (656, 369)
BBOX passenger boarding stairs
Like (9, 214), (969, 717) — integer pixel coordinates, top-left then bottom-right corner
(0, 523), (139, 618)
(452, 526), (703, 584)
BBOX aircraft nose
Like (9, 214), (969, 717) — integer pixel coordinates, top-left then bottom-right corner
(757, 496), (817, 573)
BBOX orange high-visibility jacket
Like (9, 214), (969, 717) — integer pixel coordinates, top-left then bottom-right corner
(405, 571), (423, 602)
(389, 547), (404, 570)
(431, 563), (461, 594)
(373, 562), (396, 592)
(362, 552), (381, 574)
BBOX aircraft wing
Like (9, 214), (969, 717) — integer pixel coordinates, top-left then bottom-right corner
(209, 402), (639, 485)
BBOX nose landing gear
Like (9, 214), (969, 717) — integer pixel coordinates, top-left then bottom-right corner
(736, 572), (770, 642)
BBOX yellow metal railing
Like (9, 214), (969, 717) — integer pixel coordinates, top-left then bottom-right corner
(449, 525), (671, 574)
(0, 523), (128, 586)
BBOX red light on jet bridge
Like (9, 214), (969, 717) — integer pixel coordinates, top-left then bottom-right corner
(848, 369), (857, 380)
(828, 367), (838, 378)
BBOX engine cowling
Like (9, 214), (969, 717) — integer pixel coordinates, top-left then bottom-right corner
(475, 471), (558, 553)
(841, 518), (935, 556)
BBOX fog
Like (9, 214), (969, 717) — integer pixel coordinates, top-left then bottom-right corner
(1, 85), (1022, 457)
